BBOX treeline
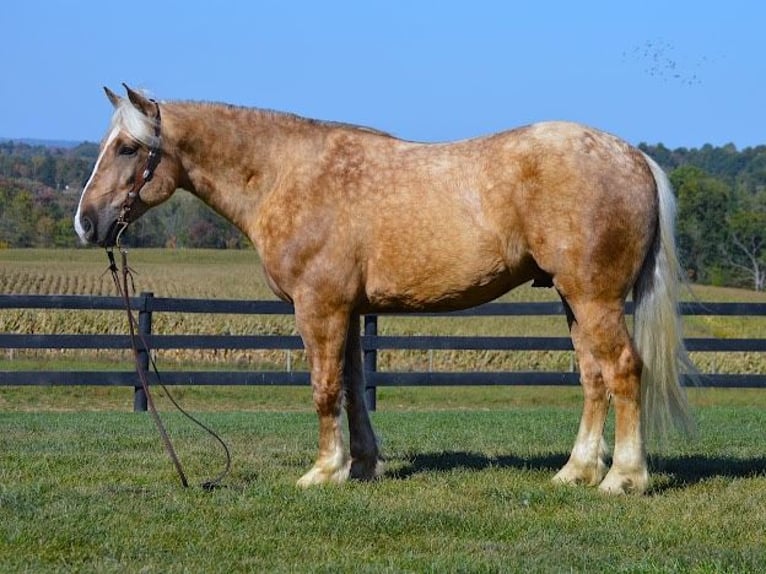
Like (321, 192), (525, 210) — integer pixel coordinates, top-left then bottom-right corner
(638, 142), (765, 291)
(0, 139), (764, 289)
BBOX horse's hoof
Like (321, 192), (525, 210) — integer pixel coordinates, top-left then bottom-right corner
(598, 467), (648, 494)
(553, 459), (607, 487)
(296, 461), (350, 488)
(350, 458), (384, 481)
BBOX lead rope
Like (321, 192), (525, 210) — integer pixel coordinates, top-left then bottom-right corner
(107, 247), (231, 490)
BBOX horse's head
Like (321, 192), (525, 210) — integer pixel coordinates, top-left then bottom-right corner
(74, 85), (178, 246)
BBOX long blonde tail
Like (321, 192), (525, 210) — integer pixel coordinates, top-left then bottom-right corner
(633, 153), (696, 440)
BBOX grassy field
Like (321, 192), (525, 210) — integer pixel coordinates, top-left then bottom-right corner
(1, 405), (765, 572)
(1, 249), (765, 571)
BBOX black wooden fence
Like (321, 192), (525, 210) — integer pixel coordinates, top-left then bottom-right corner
(1, 293), (764, 411)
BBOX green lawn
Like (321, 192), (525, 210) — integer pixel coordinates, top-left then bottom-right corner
(1, 400), (765, 573)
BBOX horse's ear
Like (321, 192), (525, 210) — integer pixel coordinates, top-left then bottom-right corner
(123, 83), (157, 117)
(103, 86), (122, 108)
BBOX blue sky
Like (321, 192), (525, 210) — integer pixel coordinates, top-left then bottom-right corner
(2, 1), (764, 148)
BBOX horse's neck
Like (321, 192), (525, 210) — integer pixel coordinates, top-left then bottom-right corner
(166, 103), (318, 236)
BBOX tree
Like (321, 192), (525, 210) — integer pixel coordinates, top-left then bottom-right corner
(670, 166), (732, 283)
(725, 194), (766, 291)
(0, 188), (36, 246)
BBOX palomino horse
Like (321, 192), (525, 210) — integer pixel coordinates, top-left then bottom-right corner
(75, 85), (694, 494)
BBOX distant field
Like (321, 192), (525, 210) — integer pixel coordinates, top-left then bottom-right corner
(0, 248), (273, 299)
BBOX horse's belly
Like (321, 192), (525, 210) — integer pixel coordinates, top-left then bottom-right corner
(363, 258), (534, 312)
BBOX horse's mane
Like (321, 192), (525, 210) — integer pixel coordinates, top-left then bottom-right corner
(111, 99), (160, 148)
(113, 96), (393, 143)
(182, 100), (394, 138)
(304, 116), (393, 138)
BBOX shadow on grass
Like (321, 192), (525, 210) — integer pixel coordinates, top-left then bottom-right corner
(648, 455), (766, 493)
(389, 451), (567, 480)
(389, 451), (766, 491)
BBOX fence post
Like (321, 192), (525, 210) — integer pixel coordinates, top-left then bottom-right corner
(363, 314), (378, 411)
(133, 292), (153, 412)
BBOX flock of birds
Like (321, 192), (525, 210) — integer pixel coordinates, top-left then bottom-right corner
(624, 39), (708, 86)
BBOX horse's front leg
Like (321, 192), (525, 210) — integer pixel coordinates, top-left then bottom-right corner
(295, 302), (352, 487)
(344, 313), (382, 481)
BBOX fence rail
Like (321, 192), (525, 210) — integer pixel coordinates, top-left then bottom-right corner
(1, 293), (764, 411)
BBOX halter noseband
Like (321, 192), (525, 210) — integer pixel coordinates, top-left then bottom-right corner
(114, 100), (163, 245)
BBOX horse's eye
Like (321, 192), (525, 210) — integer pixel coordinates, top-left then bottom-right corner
(118, 145), (138, 157)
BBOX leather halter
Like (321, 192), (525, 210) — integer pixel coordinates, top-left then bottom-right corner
(114, 100), (163, 245)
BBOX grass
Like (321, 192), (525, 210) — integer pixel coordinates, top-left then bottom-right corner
(1, 404), (765, 572)
(2, 382), (766, 414)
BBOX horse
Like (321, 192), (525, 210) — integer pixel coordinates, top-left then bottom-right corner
(74, 84), (694, 494)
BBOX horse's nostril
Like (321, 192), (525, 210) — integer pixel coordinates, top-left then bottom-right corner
(76, 214), (95, 242)
(82, 216), (93, 236)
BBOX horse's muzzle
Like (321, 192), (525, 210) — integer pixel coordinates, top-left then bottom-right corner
(74, 212), (121, 247)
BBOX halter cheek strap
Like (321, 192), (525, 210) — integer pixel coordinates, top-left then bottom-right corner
(115, 100), (163, 245)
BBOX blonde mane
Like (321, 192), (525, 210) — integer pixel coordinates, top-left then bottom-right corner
(111, 99), (160, 148)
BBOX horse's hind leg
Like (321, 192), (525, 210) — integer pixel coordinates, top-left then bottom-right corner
(294, 301), (352, 487)
(569, 300), (648, 494)
(344, 313), (382, 480)
(553, 299), (610, 487)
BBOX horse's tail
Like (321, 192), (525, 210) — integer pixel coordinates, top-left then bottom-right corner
(633, 153), (696, 441)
